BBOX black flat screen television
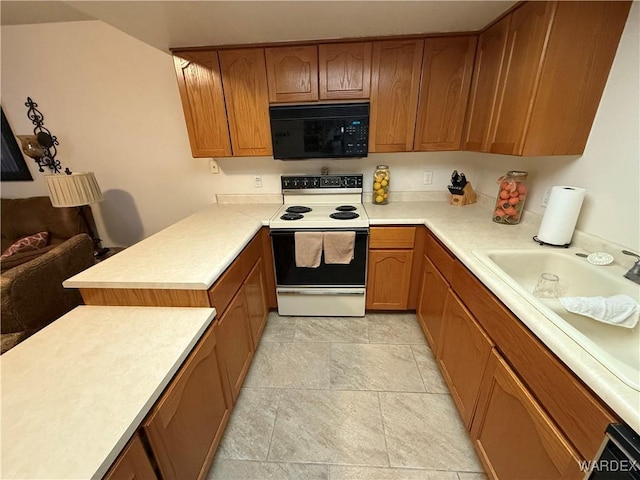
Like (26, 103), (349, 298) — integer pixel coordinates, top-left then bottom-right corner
(1, 107), (33, 181)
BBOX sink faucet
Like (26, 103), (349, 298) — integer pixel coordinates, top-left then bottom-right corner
(622, 250), (640, 285)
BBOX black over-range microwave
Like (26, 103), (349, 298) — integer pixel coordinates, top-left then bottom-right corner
(269, 102), (369, 160)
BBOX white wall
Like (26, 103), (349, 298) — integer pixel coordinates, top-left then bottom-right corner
(1, 21), (216, 247)
(1, 5), (638, 250)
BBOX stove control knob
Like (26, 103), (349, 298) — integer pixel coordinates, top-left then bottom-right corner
(302, 178), (309, 187)
(292, 179), (299, 188)
(282, 179), (290, 188)
(312, 178), (320, 187)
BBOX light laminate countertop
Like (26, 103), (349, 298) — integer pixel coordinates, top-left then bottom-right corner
(63, 196), (639, 432)
(1, 306), (216, 480)
(64, 203), (282, 290)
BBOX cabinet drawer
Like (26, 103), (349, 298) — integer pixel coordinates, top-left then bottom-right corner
(208, 233), (261, 314)
(369, 226), (416, 249)
(425, 230), (455, 282)
(452, 261), (617, 460)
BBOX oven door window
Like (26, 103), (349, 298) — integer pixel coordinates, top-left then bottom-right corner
(271, 230), (367, 287)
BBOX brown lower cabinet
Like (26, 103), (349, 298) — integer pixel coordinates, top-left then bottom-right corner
(437, 290), (493, 428)
(367, 226), (416, 310)
(472, 350), (583, 479)
(216, 286), (255, 402)
(244, 257), (269, 346)
(103, 433), (157, 480)
(416, 254), (448, 350)
(366, 250), (414, 310)
(110, 233), (268, 480)
(414, 225), (618, 478)
(143, 323), (231, 480)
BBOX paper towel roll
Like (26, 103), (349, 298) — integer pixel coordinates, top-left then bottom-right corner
(537, 186), (586, 246)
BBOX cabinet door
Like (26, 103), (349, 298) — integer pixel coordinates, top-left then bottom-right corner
(523, 1), (632, 156)
(144, 325), (231, 480)
(244, 257), (269, 347)
(488, 2), (556, 155)
(366, 250), (413, 310)
(369, 39), (424, 152)
(216, 288), (254, 401)
(462, 17), (510, 152)
(472, 350), (583, 480)
(416, 254), (448, 350)
(265, 45), (318, 103)
(104, 433), (157, 480)
(218, 48), (272, 156)
(436, 291), (493, 428)
(172, 51), (232, 158)
(414, 36), (477, 151)
(319, 42), (372, 100)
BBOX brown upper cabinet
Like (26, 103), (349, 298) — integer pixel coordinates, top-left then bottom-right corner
(265, 45), (319, 103)
(218, 48), (273, 156)
(414, 36), (477, 151)
(172, 51), (232, 158)
(171, 1), (630, 158)
(464, 1), (631, 156)
(369, 39), (424, 153)
(462, 18), (510, 152)
(318, 42), (372, 100)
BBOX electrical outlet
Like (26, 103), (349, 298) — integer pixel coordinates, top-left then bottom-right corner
(423, 171), (433, 185)
(254, 175), (263, 188)
(209, 159), (219, 174)
(541, 187), (551, 207)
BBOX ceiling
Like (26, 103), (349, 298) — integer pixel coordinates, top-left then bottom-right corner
(1, 1), (516, 53)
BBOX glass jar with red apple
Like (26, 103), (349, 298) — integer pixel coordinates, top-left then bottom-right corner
(493, 171), (528, 224)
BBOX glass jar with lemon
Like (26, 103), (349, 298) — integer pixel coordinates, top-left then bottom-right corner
(372, 165), (390, 205)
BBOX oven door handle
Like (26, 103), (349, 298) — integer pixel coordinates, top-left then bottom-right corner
(277, 288), (365, 296)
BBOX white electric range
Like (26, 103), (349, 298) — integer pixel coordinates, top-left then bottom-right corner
(269, 174), (369, 317)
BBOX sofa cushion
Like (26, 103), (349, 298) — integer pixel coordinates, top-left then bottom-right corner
(1, 197), (93, 252)
(1, 332), (28, 355)
(0, 244), (56, 272)
(1, 234), (93, 338)
(1, 232), (49, 259)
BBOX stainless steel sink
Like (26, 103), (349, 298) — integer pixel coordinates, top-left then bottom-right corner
(473, 248), (640, 391)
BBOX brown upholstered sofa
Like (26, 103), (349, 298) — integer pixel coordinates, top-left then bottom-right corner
(1, 197), (95, 353)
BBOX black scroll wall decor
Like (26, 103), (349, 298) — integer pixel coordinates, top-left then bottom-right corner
(22, 97), (71, 174)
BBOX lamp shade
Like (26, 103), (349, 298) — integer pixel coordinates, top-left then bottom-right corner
(45, 172), (104, 207)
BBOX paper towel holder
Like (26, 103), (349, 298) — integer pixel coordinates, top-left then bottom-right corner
(532, 236), (570, 248)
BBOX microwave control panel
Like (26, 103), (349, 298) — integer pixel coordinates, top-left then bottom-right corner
(343, 120), (368, 156)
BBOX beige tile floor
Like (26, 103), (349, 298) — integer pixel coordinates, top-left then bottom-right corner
(207, 312), (487, 480)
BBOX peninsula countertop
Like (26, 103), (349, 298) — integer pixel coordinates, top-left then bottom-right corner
(1, 305), (216, 480)
(64, 202), (283, 290)
(62, 196), (639, 431)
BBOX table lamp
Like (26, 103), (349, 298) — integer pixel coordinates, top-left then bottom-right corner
(45, 172), (109, 258)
